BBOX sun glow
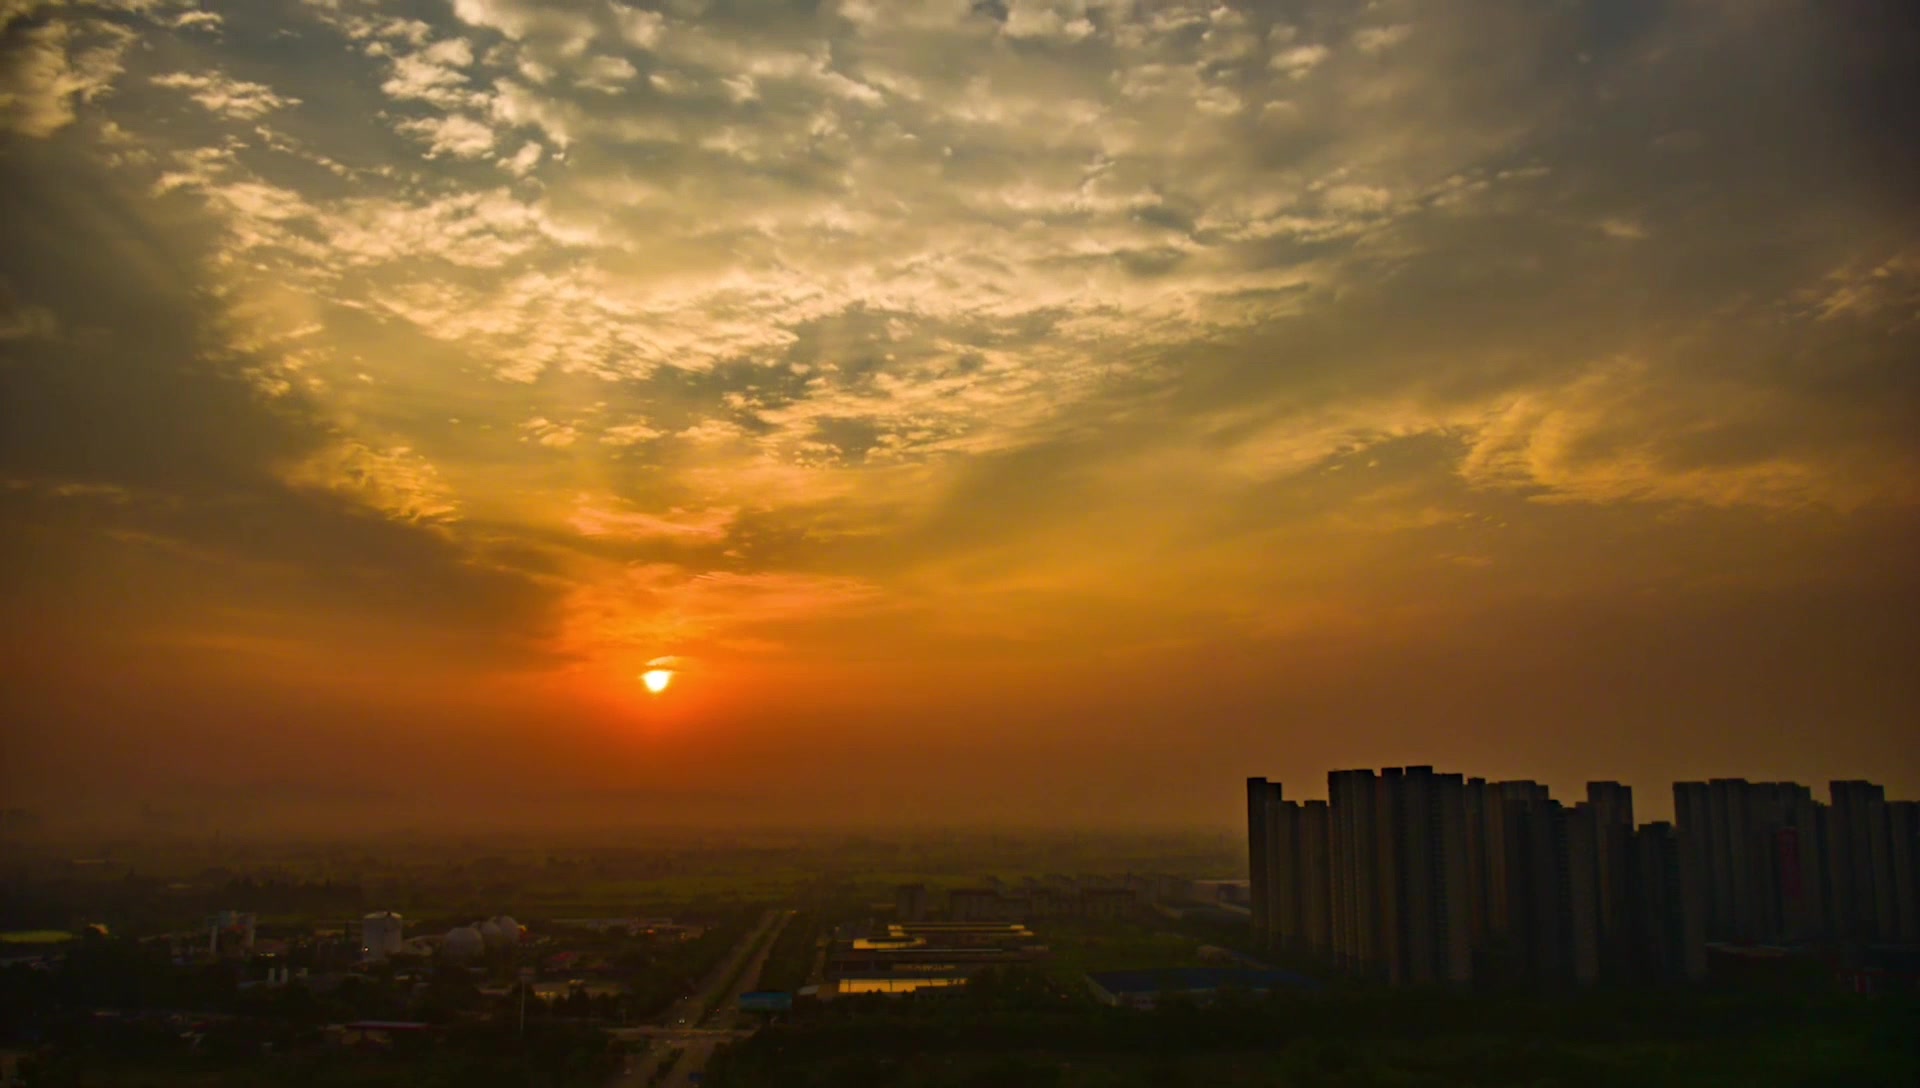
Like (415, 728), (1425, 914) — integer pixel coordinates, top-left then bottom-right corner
(641, 669), (674, 694)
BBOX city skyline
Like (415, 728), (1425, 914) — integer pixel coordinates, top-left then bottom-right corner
(1247, 767), (1919, 991)
(4, 0), (1918, 831)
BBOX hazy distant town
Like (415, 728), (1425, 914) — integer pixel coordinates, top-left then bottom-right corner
(2, 769), (1915, 1086)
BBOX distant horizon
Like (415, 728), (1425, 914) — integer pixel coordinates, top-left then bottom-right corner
(9, 764), (1916, 841)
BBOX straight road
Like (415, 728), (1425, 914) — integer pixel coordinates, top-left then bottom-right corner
(602, 917), (775, 1082)
(703, 909), (792, 1033)
(657, 909), (793, 1087)
(611, 909), (783, 1087)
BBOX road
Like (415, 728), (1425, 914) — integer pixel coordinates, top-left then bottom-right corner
(611, 909), (792, 1087)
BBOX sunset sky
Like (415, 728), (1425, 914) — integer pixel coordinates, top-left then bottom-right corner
(3, 0), (1916, 831)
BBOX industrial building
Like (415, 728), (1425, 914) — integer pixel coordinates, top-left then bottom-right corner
(206, 911), (256, 959)
(824, 921), (1046, 995)
(1085, 967), (1319, 1009)
(939, 878), (1137, 922)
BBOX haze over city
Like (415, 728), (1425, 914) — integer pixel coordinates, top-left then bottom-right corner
(4, 0), (1918, 833)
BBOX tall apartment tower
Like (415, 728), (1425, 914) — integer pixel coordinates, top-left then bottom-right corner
(1584, 783), (1635, 978)
(1676, 778), (1838, 944)
(1886, 801), (1920, 944)
(1247, 777), (1279, 948)
(1568, 805), (1602, 986)
(1747, 782), (1828, 942)
(1265, 795), (1299, 949)
(1829, 781), (1893, 941)
(1245, 780), (1335, 961)
(1672, 781), (1713, 941)
(1464, 778), (1497, 948)
(1298, 799), (1334, 956)
(1502, 797), (1598, 986)
(1710, 779), (1758, 940)
(1628, 822), (1707, 981)
(1676, 778), (1758, 941)
(1374, 767), (1410, 984)
(1378, 767), (1473, 986)
(1328, 769), (1383, 977)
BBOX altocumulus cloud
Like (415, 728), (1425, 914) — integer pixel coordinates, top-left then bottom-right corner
(2, 0), (1917, 684)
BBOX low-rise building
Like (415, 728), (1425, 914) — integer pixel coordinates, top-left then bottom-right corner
(1085, 967), (1320, 1010)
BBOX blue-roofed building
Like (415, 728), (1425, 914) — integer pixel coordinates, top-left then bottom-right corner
(1084, 967), (1320, 1009)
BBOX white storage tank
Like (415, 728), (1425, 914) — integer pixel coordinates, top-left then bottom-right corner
(442, 925), (484, 963)
(361, 911), (404, 960)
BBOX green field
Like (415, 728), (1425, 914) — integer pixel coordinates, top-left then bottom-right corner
(704, 989), (1920, 1087)
(0, 929), (73, 944)
(1037, 920), (1213, 979)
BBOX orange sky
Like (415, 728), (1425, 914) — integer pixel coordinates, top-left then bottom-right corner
(2, 0), (1917, 832)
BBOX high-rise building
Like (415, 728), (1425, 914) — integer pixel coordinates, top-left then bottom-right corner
(1464, 778), (1495, 948)
(1328, 769), (1383, 976)
(1246, 769), (1904, 991)
(1709, 779), (1755, 940)
(1829, 781), (1893, 941)
(1747, 782), (1828, 942)
(1675, 778), (1833, 944)
(1884, 800), (1919, 944)
(1266, 797), (1301, 950)
(1370, 767), (1473, 986)
(1628, 822), (1706, 982)
(1501, 797), (1597, 986)
(1585, 782), (1635, 975)
(1299, 799), (1333, 956)
(1255, 768), (1496, 986)
(1672, 781), (1713, 939)
(1247, 777), (1276, 948)
(1567, 804), (1601, 986)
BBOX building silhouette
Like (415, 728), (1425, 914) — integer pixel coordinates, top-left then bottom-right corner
(1249, 770), (1919, 988)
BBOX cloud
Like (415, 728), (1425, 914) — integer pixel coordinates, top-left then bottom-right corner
(0, 15), (133, 137)
(611, 2), (664, 48)
(1270, 43), (1329, 77)
(1458, 358), (1920, 512)
(283, 441), (460, 523)
(551, 559), (887, 667)
(1598, 217), (1648, 241)
(152, 71), (299, 120)
(1001, 1), (1096, 42)
(520, 417), (579, 448)
(1354, 24), (1412, 54)
(600, 419), (661, 446)
(1805, 246), (1919, 326)
(499, 138), (543, 175)
(0, 284), (58, 340)
(379, 38), (482, 108)
(7, 0), (1919, 693)
(396, 112), (497, 158)
(450, 0), (596, 50)
(5, 476), (132, 502)
(575, 53), (636, 92)
(171, 9), (220, 34)
(568, 497), (735, 541)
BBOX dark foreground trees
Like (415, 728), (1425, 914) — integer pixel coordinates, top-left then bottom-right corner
(703, 980), (1920, 1088)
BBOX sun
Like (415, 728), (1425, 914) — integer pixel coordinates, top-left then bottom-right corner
(640, 669), (674, 694)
